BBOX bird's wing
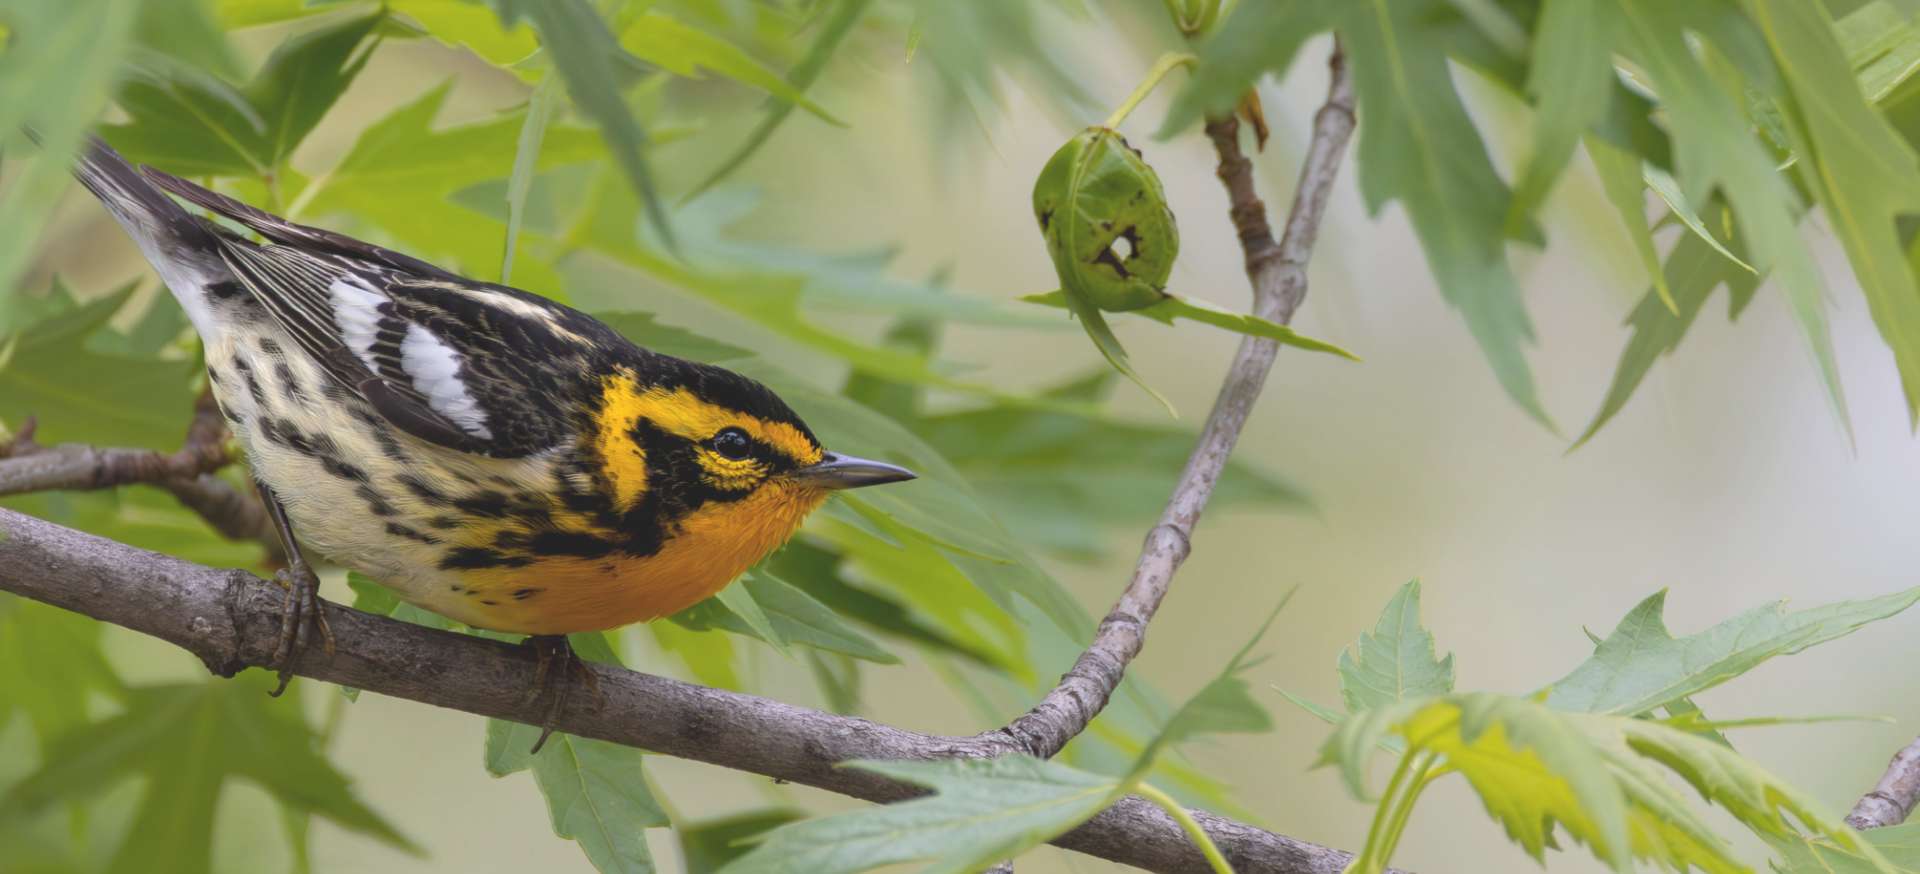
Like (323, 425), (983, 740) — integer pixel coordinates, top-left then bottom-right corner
(141, 168), (614, 458)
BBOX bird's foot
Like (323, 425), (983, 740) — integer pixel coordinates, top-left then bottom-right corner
(522, 634), (599, 754)
(268, 563), (333, 697)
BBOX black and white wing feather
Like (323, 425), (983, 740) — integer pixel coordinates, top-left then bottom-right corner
(139, 167), (620, 458)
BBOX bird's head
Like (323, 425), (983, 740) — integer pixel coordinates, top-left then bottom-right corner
(590, 362), (914, 543)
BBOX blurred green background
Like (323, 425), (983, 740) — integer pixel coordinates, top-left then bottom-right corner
(8, 3), (1920, 873)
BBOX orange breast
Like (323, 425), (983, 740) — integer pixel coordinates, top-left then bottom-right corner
(455, 481), (829, 635)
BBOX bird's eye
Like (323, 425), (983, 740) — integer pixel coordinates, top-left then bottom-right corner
(711, 427), (753, 460)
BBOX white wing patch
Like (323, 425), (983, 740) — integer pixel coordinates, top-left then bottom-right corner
(330, 277), (387, 371)
(399, 323), (494, 439)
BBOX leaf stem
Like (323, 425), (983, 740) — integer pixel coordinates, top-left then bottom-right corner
(1135, 782), (1235, 874)
(1103, 52), (1198, 131)
(1354, 747), (1423, 874)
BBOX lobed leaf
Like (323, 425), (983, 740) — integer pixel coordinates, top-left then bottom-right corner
(1543, 587), (1920, 716)
(1338, 580), (1456, 713)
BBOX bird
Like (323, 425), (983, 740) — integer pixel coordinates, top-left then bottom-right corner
(66, 138), (916, 749)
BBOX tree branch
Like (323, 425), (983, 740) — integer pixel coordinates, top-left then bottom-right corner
(0, 508), (1365, 874)
(1848, 734), (1920, 830)
(0, 393), (282, 559)
(985, 41), (1355, 761)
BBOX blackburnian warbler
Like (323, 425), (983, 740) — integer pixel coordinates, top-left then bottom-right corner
(69, 139), (915, 746)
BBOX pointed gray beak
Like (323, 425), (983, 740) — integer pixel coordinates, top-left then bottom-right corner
(792, 452), (917, 489)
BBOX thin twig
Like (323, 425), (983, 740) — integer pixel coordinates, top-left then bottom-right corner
(985, 41), (1355, 761)
(0, 393), (283, 561)
(0, 508), (1369, 874)
(1848, 734), (1920, 829)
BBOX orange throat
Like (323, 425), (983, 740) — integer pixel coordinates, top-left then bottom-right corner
(452, 482), (830, 635)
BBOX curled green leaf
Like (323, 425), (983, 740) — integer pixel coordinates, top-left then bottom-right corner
(1033, 127), (1178, 313)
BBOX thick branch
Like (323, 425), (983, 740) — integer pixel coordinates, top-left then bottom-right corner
(0, 508), (1363, 874)
(987, 42), (1355, 760)
(1848, 734), (1920, 829)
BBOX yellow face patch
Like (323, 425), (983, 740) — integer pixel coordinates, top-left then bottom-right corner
(593, 373), (823, 509)
(594, 374), (653, 509)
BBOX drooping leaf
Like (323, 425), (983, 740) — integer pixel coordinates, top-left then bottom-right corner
(686, 0), (871, 199)
(485, 0), (675, 247)
(531, 735), (670, 874)
(0, 676), (415, 874)
(134, 0), (240, 78)
(1606, 0), (1850, 433)
(1585, 136), (1675, 313)
(1574, 201), (1763, 447)
(1337, 0), (1549, 425)
(1020, 290), (1359, 360)
(1752, 0), (1920, 426)
(718, 756), (1119, 874)
(1507, 0), (1615, 234)
(1543, 587), (1920, 716)
(1338, 580), (1456, 712)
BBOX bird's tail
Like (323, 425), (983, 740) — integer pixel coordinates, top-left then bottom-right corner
(70, 137), (234, 338)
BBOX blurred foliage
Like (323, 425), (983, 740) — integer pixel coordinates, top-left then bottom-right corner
(5, 0), (1920, 872)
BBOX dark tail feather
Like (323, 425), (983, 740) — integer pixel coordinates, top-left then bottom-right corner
(69, 138), (232, 336)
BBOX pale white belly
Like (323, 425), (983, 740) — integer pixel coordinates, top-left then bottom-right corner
(204, 328), (569, 628)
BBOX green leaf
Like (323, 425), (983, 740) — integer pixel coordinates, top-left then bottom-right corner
(1159, 0), (1329, 137)
(1771, 822), (1920, 873)
(134, 0), (240, 79)
(686, 0), (871, 200)
(1030, 125), (1183, 409)
(1020, 290), (1359, 361)
(714, 576), (788, 653)
(593, 310), (752, 363)
(1643, 166), (1759, 275)
(486, 0), (675, 248)
(672, 571), (899, 664)
(0, 676), (415, 873)
(1585, 136), (1675, 313)
(1573, 202), (1763, 447)
(0, 0), (139, 326)
(389, 0), (538, 68)
(303, 82), (607, 293)
(531, 735), (670, 874)
(679, 809), (806, 874)
(1337, 0), (1549, 426)
(1508, 0), (1617, 235)
(1752, 0), (1920, 427)
(501, 74), (560, 284)
(0, 282), (196, 447)
(105, 11), (383, 177)
(1543, 587), (1920, 715)
(0, 594), (123, 740)
(1338, 580), (1456, 712)
(1328, 693), (1890, 874)
(1608, 0), (1850, 434)
(718, 756), (1120, 874)
(619, 11), (838, 123)
(911, 369), (1311, 561)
